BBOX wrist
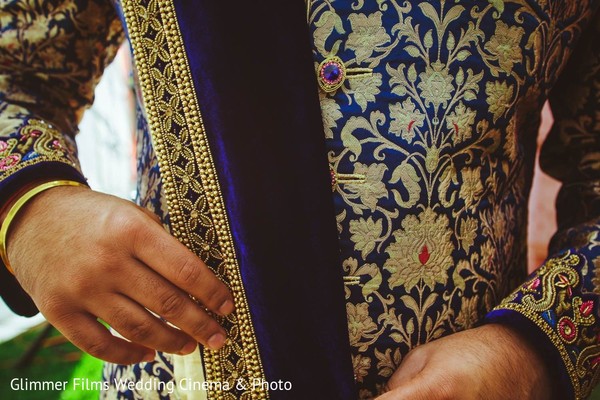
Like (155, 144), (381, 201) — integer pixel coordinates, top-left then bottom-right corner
(485, 323), (552, 399)
(0, 180), (89, 274)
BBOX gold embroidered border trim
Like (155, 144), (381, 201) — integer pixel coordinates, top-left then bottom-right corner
(121, 1), (267, 398)
(493, 302), (582, 399)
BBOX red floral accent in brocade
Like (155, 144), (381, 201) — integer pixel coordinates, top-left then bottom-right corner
(558, 317), (577, 343)
(453, 122), (459, 134)
(419, 245), (430, 265)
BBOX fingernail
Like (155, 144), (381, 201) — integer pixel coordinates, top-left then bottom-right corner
(178, 341), (197, 355)
(207, 333), (226, 351)
(218, 300), (235, 316)
(143, 351), (155, 362)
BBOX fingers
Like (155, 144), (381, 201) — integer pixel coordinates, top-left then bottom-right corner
(385, 347), (428, 390)
(377, 372), (439, 400)
(116, 263), (227, 350)
(94, 293), (200, 356)
(53, 311), (156, 365)
(131, 216), (235, 317)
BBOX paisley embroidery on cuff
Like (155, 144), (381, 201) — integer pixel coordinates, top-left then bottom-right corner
(495, 253), (600, 399)
(0, 119), (82, 176)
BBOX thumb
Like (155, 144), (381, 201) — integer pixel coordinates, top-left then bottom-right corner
(385, 349), (428, 391)
(377, 372), (440, 400)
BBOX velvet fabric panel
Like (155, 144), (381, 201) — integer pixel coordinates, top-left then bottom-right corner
(172, 1), (356, 399)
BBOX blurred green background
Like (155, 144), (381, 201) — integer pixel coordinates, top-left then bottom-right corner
(0, 323), (103, 400)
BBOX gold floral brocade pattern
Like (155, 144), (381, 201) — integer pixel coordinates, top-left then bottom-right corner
(492, 14), (600, 399)
(0, 0), (124, 136)
(308, 0), (599, 397)
(0, 0), (123, 197)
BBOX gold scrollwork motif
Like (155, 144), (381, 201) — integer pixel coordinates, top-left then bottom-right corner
(520, 254), (581, 312)
(121, 1), (267, 399)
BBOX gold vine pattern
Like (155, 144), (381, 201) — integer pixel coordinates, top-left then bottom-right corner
(308, 0), (596, 397)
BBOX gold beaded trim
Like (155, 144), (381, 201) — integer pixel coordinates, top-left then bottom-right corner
(121, 1), (267, 398)
(494, 301), (582, 399)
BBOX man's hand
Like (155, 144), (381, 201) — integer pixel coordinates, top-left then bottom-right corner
(7, 185), (234, 364)
(377, 324), (552, 400)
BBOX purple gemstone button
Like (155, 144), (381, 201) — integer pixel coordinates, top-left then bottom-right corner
(323, 63), (342, 83)
(318, 56), (346, 92)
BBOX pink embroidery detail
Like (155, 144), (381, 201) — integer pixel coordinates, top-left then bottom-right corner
(20, 129), (42, 141)
(525, 278), (540, 290)
(0, 154), (20, 171)
(0, 141), (7, 152)
(556, 274), (571, 289)
(330, 167), (337, 191)
(580, 300), (594, 318)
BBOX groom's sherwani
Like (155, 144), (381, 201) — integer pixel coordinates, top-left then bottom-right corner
(1, 0), (600, 399)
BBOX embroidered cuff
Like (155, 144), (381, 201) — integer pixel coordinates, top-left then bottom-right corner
(485, 252), (600, 400)
(0, 118), (87, 316)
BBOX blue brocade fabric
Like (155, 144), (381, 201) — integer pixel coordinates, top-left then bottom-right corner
(307, 1), (600, 398)
(3, 1), (600, 399)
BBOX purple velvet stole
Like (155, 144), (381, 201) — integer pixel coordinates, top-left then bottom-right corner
(171, 1), (356, 398)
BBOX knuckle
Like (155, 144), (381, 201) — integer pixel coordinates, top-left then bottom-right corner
(128, 320), (154, 342)
(85, 340), (110, 359)
(158, 292), (185, 319)
(190, 317), (214, 339)
(203, 284), (228, 309)
(406, 345), (425, 363)
(104, 208), (146, 246)
(37, 293), (67, 318)
(109, 307), (153, 343)
(110, 306), (130, 328)
(175, 257), (202, 286)
(69, 275), (96, 296)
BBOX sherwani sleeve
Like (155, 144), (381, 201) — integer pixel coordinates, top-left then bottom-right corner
(0, 0), (124, 316)
(484, 13), (600, 400)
